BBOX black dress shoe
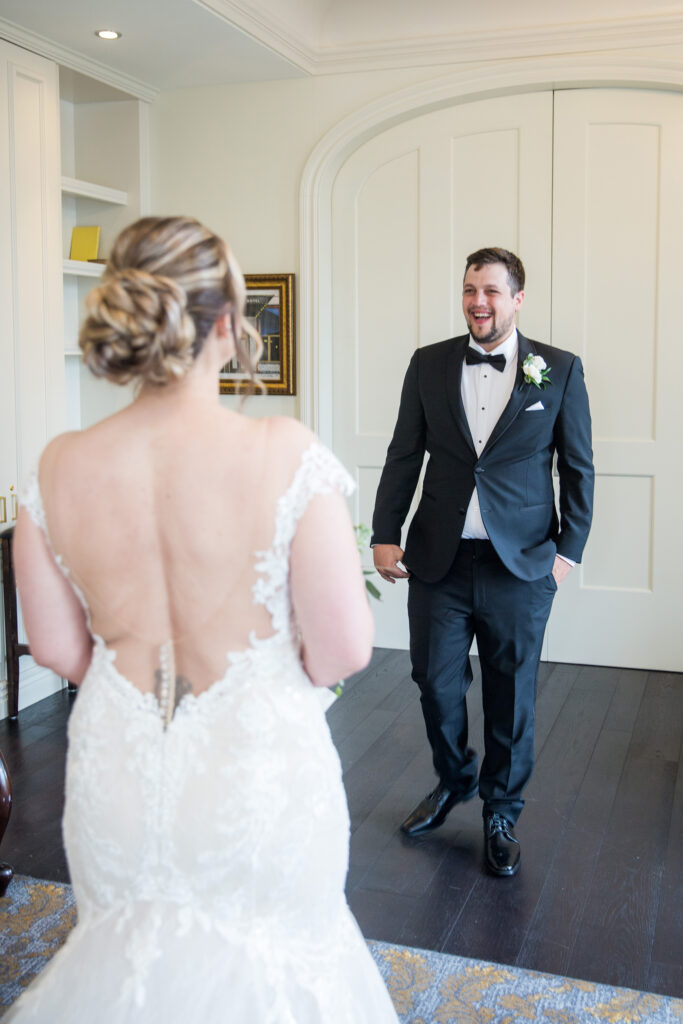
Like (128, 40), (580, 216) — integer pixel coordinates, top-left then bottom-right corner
(484, 812), (520, 876)
(400, 780), (478, 836)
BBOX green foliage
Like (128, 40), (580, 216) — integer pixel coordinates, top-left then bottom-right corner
(354, 523), (382, 603)
(354, 523), (371, 551)
(333, 524), (383, 700)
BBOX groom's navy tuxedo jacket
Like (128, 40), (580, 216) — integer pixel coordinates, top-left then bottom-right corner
(371, 332), (594, 583)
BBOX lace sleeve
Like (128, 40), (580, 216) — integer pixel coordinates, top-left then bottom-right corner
(20, 468), (48, 535)
(275, 442), (355, 547)
(252, 443), (355, 626)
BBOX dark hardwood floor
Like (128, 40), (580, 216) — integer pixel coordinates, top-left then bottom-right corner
(1, 651), (682, 999)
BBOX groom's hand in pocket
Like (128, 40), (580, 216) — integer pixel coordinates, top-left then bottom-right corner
(373, 544), (411, 584)
(552, 555), (573, 586)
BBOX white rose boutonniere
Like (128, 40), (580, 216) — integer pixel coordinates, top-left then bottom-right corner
(522, 353), (551, 389)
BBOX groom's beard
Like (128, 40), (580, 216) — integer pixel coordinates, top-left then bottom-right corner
(466, 311), (515, 348)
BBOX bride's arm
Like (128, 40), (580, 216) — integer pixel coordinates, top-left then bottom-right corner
(290, 491), (374, 688)
(13, 509), (93, 685)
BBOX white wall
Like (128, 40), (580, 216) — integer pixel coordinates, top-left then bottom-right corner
(149, 66), (458, 419)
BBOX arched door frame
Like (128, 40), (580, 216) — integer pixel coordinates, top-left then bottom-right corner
(298, 54), (683, 442)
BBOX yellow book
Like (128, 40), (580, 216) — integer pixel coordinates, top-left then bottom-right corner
(70, 226), (100, 261)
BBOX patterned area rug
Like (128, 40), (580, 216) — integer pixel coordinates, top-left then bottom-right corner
(1, 875), (682, 1022)
(0, 875), (77, 1015)
(369, 941), (683, 1023)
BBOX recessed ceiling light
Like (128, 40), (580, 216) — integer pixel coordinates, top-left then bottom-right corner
(95, 29), (121, 40)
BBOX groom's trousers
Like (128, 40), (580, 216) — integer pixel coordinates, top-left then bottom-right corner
(407, 538), (557, 825)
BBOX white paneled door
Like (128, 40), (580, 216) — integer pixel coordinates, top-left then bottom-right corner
(332, 92), (554, 650)
(547, 90), (683, 671)
(331, 87), (683, 671)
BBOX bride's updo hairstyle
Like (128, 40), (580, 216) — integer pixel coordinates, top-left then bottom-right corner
(79, 215), (262, 392)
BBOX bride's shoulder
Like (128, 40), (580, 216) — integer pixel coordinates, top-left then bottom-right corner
(37, 430), (84, 477)
(252, 417), (340, 499)
(35, 426), (122, 502)
(261, 416), (320, 463)
(262, 418), (353, 498)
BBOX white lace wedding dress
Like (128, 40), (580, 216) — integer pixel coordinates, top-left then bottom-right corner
(8, 444), (398, 1024)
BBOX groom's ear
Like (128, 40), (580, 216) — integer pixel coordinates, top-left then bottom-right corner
(513, 290), (525, 311)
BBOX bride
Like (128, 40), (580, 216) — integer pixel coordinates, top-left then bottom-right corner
(10, 216), (399, 1022)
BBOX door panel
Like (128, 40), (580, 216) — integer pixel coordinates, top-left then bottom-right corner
(0, 42), (64, 712)
(331, 86), (682, 669)
(548, 89), (683, 670)
(332, 93), (553, 648)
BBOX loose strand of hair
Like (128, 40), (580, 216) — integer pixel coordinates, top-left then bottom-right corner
(233, 314), (265, 402)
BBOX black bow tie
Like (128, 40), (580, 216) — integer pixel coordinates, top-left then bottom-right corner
(465, 348), (506, 372)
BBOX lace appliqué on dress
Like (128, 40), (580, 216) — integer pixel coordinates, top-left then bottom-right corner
(20, 469), (47, 535)
(252, 442), (354, 638)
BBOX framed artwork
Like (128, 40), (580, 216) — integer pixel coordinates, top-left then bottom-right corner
(219, 273), (296, 395)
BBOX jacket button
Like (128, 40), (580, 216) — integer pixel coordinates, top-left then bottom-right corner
(459, 508), (466, 515)
(474, 466), (484, 474)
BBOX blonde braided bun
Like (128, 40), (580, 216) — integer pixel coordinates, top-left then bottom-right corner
(80, 267), (195, 385)
(79, 216), (262, 391)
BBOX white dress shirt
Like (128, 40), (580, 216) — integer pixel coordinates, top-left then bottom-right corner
(461, 330), (518, 540)
(459, 330), (574, 567)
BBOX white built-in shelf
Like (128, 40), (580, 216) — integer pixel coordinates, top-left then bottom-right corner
(63, 259), (106, 278)
(61, 176), (128, 206)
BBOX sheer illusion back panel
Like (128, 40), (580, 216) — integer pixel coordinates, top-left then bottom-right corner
(35, 414), (306, 702)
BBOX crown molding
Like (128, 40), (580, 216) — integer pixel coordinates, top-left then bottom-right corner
(196, 4), (683, 79)
(4, 5), (682, 98)
(0, 17), (158, 101)
(311, 14), (683, 75)
(194, 0), (316, 74)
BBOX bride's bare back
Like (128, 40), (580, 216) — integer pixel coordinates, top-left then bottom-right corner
(15, 215), (372, 708)
(37, 395), (364, 710)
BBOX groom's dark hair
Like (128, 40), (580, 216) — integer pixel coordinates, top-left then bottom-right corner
(464, 247), (525, 296)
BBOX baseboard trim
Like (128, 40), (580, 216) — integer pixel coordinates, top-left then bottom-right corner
(0, 664), (65, 719)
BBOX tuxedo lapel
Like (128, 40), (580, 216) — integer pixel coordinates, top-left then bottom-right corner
(482, 332), (537, 454)
(445, 338), (477, 456)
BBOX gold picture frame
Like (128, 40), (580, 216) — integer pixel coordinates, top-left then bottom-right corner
(219, 273), (296, 395)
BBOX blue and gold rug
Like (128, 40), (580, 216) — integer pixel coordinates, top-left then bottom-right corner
(369, 941), (683, 1023)
(1, 875), (682, 1022)
(0, 875), (77, 1014)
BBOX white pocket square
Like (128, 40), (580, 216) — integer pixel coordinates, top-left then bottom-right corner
(525, 400), (544, 411)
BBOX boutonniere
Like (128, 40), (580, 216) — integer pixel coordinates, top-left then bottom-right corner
(522, 353), (551, 389)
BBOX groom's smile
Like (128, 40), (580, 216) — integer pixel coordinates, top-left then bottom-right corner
(462, 262), (524, 350)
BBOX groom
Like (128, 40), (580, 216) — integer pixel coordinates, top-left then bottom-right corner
(371, 247), (593, 877)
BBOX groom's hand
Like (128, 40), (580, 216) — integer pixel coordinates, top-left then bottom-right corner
(374, 544), (411, 584)
(552, 555), (572, 586)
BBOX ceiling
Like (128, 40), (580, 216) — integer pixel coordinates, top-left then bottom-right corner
(0, 0), (682, 99)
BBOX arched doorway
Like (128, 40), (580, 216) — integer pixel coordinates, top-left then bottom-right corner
(299, 59), (683, 670)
